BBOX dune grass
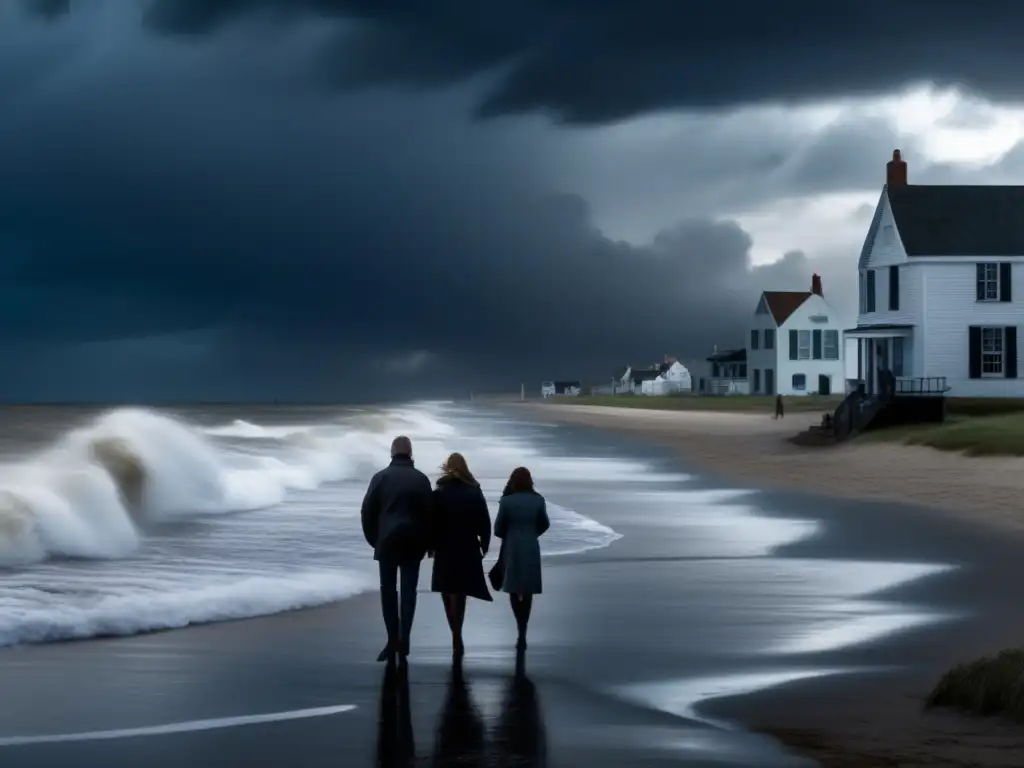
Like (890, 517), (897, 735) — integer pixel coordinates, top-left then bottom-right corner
(553, 394), (840, 413)
(927, 649), (1024, 721)
(862, 412), (1024, 457)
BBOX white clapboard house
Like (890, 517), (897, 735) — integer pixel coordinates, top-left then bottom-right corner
(616, 357), (692, 394)
(541, 380), (581, 398)
(847, 150), (1022, 397)
(747, 275), (846, 396)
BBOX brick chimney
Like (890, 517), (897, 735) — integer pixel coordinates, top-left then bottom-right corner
(811, 273), (823, 297)
(886, 149), (907, 187)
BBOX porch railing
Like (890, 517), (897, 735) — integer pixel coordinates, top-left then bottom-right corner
(895, 376), (950, 395)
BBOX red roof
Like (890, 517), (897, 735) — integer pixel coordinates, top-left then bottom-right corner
(763, 291), (811, 326)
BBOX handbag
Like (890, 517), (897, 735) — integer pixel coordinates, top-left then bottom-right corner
(488, 540), (507, 591)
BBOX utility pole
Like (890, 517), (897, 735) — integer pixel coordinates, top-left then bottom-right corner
(521, 382), (525, 401)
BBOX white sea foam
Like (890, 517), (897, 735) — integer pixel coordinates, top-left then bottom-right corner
(0, 402), (624, 647)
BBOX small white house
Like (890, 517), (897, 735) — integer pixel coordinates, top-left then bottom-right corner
(541, 380), (581, 398)
(641, 359), (692, 395)
(747, 275), (846, 396)
(847, 149), (1022, 397)
(618, 356), (691, 394)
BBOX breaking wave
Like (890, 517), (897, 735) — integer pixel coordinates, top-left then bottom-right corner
(0, 403), (622, 646)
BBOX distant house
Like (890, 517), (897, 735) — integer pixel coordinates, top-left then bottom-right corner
(847, 149), (1022, 397)
(541, 380), (581, 398)
(615, 356), (691, 394)
(703, 348), (748, 395)
(642, 356), (693, 395)
(748, 274), (846, 396)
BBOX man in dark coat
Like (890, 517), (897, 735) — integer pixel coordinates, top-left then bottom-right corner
(361, 435), (434, 662)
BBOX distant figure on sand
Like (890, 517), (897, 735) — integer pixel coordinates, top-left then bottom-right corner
(775, 394), (785, 419)
(494, 467), (550, 651)
(431, 452), (493, 658)
(361, 435), (434, 663)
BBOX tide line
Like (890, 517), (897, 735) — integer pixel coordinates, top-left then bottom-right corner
(0, 704), (357, 747)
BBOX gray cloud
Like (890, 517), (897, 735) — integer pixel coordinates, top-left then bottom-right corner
(125, 0), (1024, 125)
(19, 0), (70, 21)
(3, 3), (862, 401)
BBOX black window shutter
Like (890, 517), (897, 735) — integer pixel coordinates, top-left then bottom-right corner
(1006, 326), (1018, 379)
(812, 329), (822, 359)
(866, 270), (876, 312)
(1000, 263), (1012, 302)
(969, 326), (982, 379)
(977, 264), (986, 301)
(789, 330), (798, 360)
(889, 266), (900, 310)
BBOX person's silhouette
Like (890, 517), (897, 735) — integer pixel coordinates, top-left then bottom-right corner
(375, 662), (416, 767)
(491, 652), (548, 766)
(432, 658), (486, 766)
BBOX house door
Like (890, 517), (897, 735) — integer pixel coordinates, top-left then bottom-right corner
(818, 374), (831, 395)
(764, 369), (775, 395)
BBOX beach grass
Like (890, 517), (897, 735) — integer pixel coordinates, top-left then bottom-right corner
(927, 649), (1024, 721)
(861, 412), (1024, 456)
(553, 394), (841, 413)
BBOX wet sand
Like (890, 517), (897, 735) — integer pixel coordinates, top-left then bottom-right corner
(524, 403), (1024, 765)
(526, 404), (1024, 534)
(4, 414), (1024, 766)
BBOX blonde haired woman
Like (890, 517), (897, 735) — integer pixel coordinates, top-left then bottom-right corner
(430, 452), (493, 657)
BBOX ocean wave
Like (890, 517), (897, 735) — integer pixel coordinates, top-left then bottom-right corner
(0, 403), (625, 647)
(0, 569), (371, 647)
(0, 406), (460, 569)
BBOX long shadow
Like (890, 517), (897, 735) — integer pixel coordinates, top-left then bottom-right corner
(432, 658), (487, 766)
(491, 651), (548, 766)
(376, 662), (416, 767)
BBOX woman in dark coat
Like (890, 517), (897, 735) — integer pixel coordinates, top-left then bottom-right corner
(431, 452), (492, 657)
(494, 466), (550, 651)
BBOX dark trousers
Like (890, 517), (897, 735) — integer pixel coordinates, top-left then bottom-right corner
(379, 559), (421, 646)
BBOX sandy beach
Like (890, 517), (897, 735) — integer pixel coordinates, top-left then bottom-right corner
(5, 403), (1024, 767)
(526, 404), (1024, 534)
(524, 402), (1024, 765)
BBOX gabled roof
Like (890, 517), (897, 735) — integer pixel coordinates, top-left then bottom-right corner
(762, 291), (811, 326)
(887, 185), (1024, 256)
(858, 189), (887, 270)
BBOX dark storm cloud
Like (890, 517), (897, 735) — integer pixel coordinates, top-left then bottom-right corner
(136, 0), (1024, 124)
(0, 4), (850, 402)
(20, 0), (70, 21)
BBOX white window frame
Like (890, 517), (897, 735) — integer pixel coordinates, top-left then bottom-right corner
(792, 373), (806, 391)
(823, 330), (839, 360)
(981, 327), (1005, 377)
(797, 330), (811, 360)
(979, 263), (1000, 302)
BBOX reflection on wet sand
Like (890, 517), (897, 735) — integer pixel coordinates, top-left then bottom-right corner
(376, 663), (415, 767)
(492, 652), (548, 767)
(375, 653), (548, 767)
(432, 660), (486, 766)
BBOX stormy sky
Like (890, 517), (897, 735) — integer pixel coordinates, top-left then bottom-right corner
(5, 1), (1024, 402)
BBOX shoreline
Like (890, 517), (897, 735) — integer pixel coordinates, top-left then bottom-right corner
(516, 402), (1024, 535)
(5, 403), (1024, 765)
(516, 402), (1024, 765)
